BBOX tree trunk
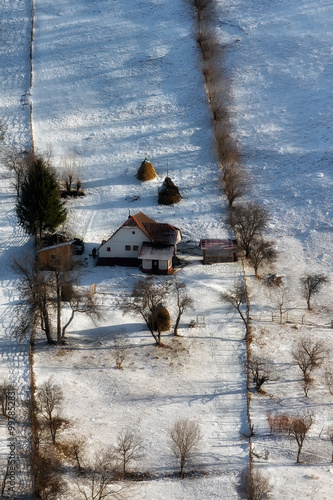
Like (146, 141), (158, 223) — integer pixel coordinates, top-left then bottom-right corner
(62, 309), (75, 339)
(41, 305), (54, 344)
(56, 273), (62, 344)
(174, 313), (181, 336)
(180, 458), (185, 478)
(237, 306), (249, 338)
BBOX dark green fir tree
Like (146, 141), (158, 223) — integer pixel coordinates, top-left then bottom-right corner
(16, 157), (67, 241)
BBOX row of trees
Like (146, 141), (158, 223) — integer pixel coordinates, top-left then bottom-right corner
(189, 0), (277, 279)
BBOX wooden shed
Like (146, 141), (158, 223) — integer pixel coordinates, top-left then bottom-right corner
(38, 241), (74, 271)
(200, 239), (238, 264)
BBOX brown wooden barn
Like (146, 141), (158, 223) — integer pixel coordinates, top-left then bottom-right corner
(38, 241), (74, 271)
(200, 239), (238, 264)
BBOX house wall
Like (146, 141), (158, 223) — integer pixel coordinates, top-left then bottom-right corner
(203, 250), (237, 264)
(141, 259), (172, 274)
(99, 227), (151, 259)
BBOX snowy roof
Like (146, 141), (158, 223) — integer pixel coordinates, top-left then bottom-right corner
(37, 241), (75, 253)
(137, 243), (174, 261)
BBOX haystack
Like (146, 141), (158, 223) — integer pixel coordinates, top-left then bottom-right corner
(149, 304), (171, 332)
(137, 158), (156, 181)
(158, 177), (182, 205)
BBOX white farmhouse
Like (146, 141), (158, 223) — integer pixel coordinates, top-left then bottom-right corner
(97, 212), (181, 274)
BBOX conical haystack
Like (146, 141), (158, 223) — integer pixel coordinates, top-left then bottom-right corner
(137, 158), (156, 181)
(158, 177), (182, 205)
(149, 304), (171, 332)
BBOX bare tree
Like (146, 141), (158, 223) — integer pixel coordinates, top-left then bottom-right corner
(49, 257), (77, 344)
(36, 378), (64, 443)
(292, 339), (326, 387)
(248, 238), (277, 278)
(222, 161), (250, 208)
(0, 382), (15, 418)
(32, 449), (66, 500)
(248, 358), (274, 392)
(301, 274), (328, 311)
(49, 414), (69, 445)
(4, 147), (30, 197)
(111, 335), (129, 370)
(289, 414), (313, 463)
(239, 466), (272, 500)
(230, 202), (270, 258)
(61, 286), (103, 341)
(0, 121), (5, 143)
(191, 0), (213, 23)
(324, 370), (333, 396)
(302, 373), (314, 398)
(215, 121), (238, 166)
(326, 427), (333, 463)
(220, 280), (249, 338)
(170, 419), (202, 478)
(208, 83), (229, 122)
(174, 281), (193, 336)
(12, 253), (54, 344)
(64, 436), (86, 472)
(115, 429), (144, 476)
(120, 278), (172, 346)
(75, 446), (129, 500)
(268, 282), (291, 325)
(60, 150), (82, 196)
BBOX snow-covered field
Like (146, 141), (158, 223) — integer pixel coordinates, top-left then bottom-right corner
(0, 0), (332, 498)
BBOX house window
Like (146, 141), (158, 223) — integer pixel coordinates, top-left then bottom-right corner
(132, 231), (135, 234)
(125, 245), (131, 251)
(107, 247), (111, 252)
(133, 245), (139, 251)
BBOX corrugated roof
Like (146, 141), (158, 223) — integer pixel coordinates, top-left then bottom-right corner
(144, 223), (180, 245)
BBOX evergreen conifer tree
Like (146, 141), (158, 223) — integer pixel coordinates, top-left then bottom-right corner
(16, 157), (67, 240)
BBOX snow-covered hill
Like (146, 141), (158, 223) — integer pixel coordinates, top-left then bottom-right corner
(0, 0), (332, 498)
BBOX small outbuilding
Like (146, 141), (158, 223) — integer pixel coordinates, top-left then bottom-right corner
(38, 241), (74, 271)
(200, 239), (238, 264)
